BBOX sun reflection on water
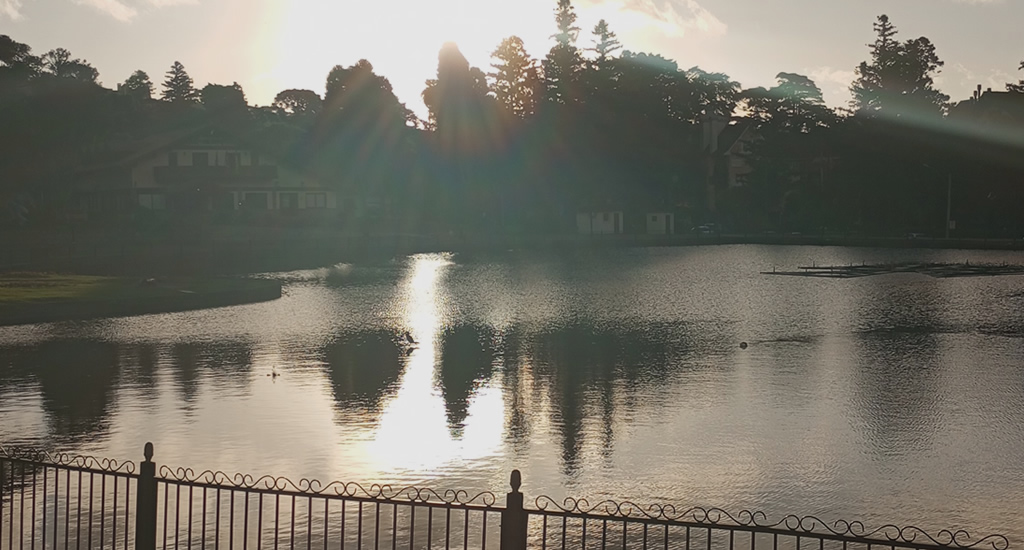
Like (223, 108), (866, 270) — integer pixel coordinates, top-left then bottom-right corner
(367, 254), (504, 476)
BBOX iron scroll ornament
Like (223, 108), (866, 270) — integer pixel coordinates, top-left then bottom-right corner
(0, 446), (137, 474)
(532, 498), (1010, 550)
(158, 466), (499, 507)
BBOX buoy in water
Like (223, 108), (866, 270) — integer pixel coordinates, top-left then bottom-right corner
(739, 342), (748, 349)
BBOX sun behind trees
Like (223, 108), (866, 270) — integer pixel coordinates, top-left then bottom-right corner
(850, 14), (949, 119)
(490, 36), (542, 120)
(0, 1), (1022, 238)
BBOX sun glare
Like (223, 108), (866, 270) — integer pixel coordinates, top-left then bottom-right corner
(249, 0), (699, 115)
(364, 254), (504, 475)
(258, 0), (567, 112)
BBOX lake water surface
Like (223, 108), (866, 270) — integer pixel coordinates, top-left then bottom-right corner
(2, 245), (1024, 544)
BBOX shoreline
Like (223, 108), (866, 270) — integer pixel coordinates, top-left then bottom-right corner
(2, 232), (1024, 276)
(0, 277), (282, 327)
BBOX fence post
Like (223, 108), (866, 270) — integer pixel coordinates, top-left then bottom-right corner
(500, 470), (528, 550)
(135, 442), (158, 550)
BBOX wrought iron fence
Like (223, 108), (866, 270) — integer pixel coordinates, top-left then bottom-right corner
(152, 463), (502, 550)
(0, 448), (138, 550)
(521, 498), (1012, 550)
(0, 444), (1011, 550)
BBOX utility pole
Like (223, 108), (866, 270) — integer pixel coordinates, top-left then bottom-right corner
(945, 174), (952, 239)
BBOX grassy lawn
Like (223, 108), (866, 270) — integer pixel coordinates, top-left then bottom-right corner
(0, 272), (265, 305)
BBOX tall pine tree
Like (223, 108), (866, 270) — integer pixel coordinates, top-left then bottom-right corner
(542, 0), (583, 104)
(850, 14), (948, 118)
(490, 36), (541, 119)
(590, 20), (621, 67)
(583, 19), (622, 101)
(161, 61), (198, 103)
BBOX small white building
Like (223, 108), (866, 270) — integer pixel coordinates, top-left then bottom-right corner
(576, 211), (623, 234)
(646, 213), (675, 235)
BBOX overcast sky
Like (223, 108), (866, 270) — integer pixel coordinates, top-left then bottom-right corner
(3, 0), (1021, 118)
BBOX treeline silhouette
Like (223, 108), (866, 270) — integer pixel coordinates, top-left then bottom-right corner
(1, 2), (1023, 237)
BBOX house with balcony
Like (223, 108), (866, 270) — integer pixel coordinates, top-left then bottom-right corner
(72, 127), (340, 224)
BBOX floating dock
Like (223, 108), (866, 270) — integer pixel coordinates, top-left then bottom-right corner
(761, 262), (1024, 278)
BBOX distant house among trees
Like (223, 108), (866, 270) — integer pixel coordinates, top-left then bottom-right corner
(71, 127), (341, 225)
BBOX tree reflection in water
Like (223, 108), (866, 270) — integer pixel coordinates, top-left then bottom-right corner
(321, 330), (405, 413)
(438, 324), (496, 436)
(1, 340), (119, 445)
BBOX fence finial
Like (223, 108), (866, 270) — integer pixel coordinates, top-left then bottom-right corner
(144, 442), (154, 462)
(509, 469), (521, 493)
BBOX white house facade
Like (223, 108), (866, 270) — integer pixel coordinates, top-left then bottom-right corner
(75, 129), (340, 223)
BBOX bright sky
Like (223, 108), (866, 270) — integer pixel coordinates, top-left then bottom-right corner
(3, 0), (1022, 119)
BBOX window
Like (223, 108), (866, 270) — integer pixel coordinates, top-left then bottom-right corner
(226, 152), (240, 169)
(305, 193), (327, 209)
(192, 152), (210, 166)
(168, 152), (178, 166)
(279, 192), (298, 209)
(138, 193), (166, 210)
(651, 215), (658, 222)
(243, 192), (268, 210)
(602, 213), (610, 222)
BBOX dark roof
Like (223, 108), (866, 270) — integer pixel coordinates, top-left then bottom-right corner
(75, 123), (328, 181)
(716, 120), (753, 154)
(77, 126), (210, 172)
(951, 90), (1024, 124)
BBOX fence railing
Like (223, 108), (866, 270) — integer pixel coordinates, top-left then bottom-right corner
(0, 444), (1011, 550)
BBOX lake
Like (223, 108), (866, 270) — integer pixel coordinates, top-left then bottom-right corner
(2, 245), (1024, 545)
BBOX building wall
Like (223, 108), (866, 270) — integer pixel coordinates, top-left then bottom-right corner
(132, 154), (163, 189)
(276, 166), (325, 190)
(646, 213), (674, 235)
(576, 212), (623, 234)
(726, 131), (754, 188)
(128, 147), (337, 214)
(231, 190), (338, 211)
(728, 156), (753, 188)
(132, 148), (273, 188)
(701, 114), (730, 154)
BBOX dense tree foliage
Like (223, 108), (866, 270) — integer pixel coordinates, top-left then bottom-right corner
(200, 82), (246, 114)
(850, 15), (949, 119)
(736, 73), (835, 231)
(324, 59), (413, 131)
(489, 36), (541, 119)
(1008, 61), (1024, 93)
(120, 70), (153, 100)
(41, 48), (99, 83)
(744, 73), (833, 132)
(1, 6), (1022, 237)
(272, 89), (322, 117)
(0, 34), (40, 96)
